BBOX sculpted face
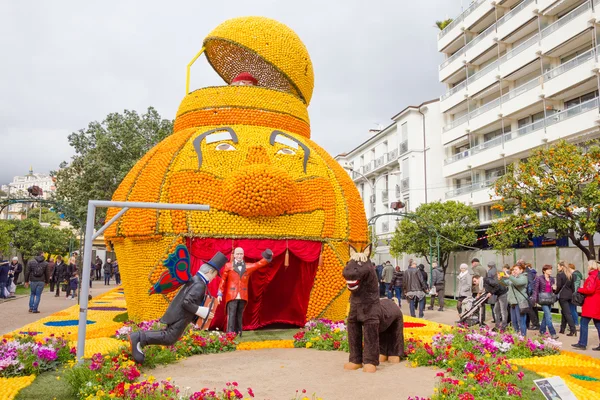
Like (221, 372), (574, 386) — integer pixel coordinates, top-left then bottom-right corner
(163, 124), (338, 238)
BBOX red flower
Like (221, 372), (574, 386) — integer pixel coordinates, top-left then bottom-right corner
(248, 388), (255, 398)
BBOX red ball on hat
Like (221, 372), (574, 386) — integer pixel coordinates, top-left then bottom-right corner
(232, 72), (258, 85)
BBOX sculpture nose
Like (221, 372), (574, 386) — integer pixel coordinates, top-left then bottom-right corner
(244, 146), (271, 166)
(221, 164), (296, 217)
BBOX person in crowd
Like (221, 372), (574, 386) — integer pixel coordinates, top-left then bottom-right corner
(65, 256), (77, 298)
(390, 265), (403, 307)
(113, 261), (121, 285)
(486, 261), (498, 323)
(525, 262), (540, 330)
(471, 258), (488, 323)
(69, 271), (79, 300)
(0, 259), (9, 299)
(476, 273), (508, 331)
(47, 257), (56, 293)
(532, 264), (558, 339)
(556, 261), (577, 336)
(501, 264), (528, 337)
(569, 263), (582, 327)
(52, 256), (66, 297)
(417, 264), (428, 286)
(428, 262), (445, 311)
(500, 264), (513, 326)
(95, 256), (102, 281)
(403, 261), (427, 318)
(572, 260), (600, 351)
(10, 257), (23, 286)
(456, 263), (472, 315)
(24, 251), (49, 313)
(375, 263), (385, 297)
(103, 258), (113, 285)
(382, 261), (394, 299)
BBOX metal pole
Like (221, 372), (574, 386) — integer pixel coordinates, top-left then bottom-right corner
(76, 200), (210, 362)
(76, 202), (96, 363)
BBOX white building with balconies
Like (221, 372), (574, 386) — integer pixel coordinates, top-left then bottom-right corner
(439, 0), (600, 225)
(335, 99), (445, 263)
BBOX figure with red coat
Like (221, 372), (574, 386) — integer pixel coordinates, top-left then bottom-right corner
(218, 247), (273, 335)
(572, 260), (600, 351)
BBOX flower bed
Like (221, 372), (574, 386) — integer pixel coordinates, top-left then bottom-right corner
(405, 326), (562, 399)
(0, 333), (75, 378)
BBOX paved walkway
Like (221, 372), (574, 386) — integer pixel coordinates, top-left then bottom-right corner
(398, 298), (600, 358)
(0, 282), (117, 335)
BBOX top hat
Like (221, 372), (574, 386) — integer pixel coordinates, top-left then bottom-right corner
(203, 251), (228, 276)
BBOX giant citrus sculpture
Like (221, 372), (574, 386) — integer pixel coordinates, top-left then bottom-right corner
(104, 16), (368, 329)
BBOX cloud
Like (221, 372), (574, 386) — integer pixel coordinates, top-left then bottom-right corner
(0, 0), (461, 183)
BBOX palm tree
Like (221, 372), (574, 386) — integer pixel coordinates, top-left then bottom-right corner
(435, 19), (453, 30)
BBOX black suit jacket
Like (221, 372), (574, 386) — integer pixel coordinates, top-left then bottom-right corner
(160, 274), (207, 325)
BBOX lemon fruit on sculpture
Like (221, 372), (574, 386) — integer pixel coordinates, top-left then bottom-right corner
(104, 17), (368, 329)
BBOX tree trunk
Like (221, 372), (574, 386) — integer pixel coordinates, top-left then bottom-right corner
(568, 232), (594, 260)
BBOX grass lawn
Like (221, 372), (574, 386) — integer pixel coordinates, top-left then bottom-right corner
(16, 369), (76, 400)
(237, 328), (297, 342)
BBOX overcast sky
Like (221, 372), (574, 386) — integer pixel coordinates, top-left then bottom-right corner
(0, 0), (461, 184)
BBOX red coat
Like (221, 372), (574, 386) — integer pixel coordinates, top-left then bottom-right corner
(218, 258), (269, 305)
(579, 270), (600, 320)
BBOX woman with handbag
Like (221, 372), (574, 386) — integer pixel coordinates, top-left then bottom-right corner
(532, 265), (558, 339)
(572, 260), (600, 351)
(501, 264), (528, 336)
(556, 261), (577, 336)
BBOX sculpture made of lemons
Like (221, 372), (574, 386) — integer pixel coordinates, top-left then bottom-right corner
(104, 16), (367, 324)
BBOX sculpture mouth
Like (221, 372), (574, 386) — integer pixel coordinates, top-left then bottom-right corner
(346, 279), (360, 291)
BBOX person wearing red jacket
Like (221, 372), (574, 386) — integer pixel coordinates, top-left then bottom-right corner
(217, 247), (273, 335)
(572, 260), (600, 351)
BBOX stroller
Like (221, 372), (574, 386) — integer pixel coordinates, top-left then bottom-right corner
(458, 291), (488, 327)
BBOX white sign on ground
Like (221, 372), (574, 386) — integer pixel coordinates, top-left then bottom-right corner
(533, 377), (577, 400)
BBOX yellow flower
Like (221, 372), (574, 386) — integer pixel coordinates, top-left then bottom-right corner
(306, 342), (313, 348)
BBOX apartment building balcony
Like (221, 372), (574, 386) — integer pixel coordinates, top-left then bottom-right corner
(440, 79), (468, 112)
(439, 47), (468, 82)
(464, 21), (497, 64)
(441, 0), (598, 106)
(496, 0), (537, 40)
(351, 148), (401, 181)
(499, 77), (542, 116)
(544, 46), (597, 98)
(540, 1), (593, 55)
(438, 0), (490, 51)
(443, 96), (600, 177)
(445, 178), (497, 203)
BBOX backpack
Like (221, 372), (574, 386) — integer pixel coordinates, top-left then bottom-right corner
(32, 261), (45, 278)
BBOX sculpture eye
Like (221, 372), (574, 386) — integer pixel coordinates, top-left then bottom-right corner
(215, 143), (236, 151)
(277, 148), (296, 155)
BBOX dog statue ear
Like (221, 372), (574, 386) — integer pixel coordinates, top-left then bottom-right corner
(349, 244), (358, 259)
(362, 244), (372, 258)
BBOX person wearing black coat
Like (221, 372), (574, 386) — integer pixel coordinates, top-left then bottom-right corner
(52, 256), (67, 297)
(129, 251), (228, 364)
(556, 262), (577, 336)
(390, 266), (404, 306)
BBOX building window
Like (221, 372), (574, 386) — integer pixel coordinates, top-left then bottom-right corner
(401, 123), (408, 142)
(403, 196), (410, 212)
(485, 167), (505, 181)
(565, 90), (599, 109)
(401, 158), (409, 176)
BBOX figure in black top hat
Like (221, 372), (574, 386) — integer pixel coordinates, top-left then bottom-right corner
(130, 248), (228, 363)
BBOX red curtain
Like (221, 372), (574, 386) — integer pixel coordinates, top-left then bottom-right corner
(187, 238), (320, 330)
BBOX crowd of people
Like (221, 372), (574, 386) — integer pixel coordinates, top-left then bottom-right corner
(460, 258), (600, 351)
(375, 256), (600, 351)
(1, 253), (120, 314)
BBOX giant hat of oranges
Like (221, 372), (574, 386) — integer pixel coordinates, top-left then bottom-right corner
(104, 16), (367, 329)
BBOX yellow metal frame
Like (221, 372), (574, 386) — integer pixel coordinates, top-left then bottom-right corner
(186, 47), (205, 94)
